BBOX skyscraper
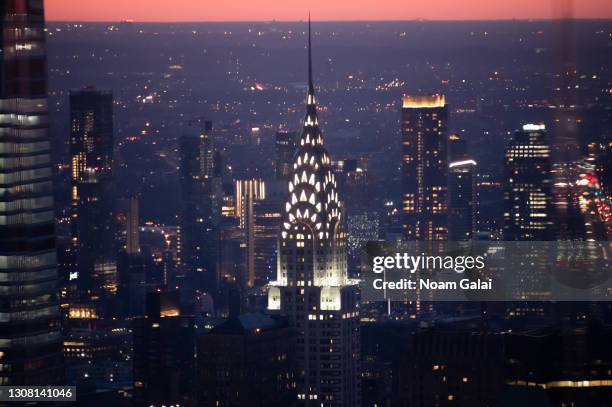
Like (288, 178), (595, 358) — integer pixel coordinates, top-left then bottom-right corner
(448, 159), (475, 240)
(178, 120), (220, 296)
(0, 0), (63, 384)
(268, 19), (361, 406)
(503, 124), (553, 240)
(448, 134), (476, 241)
(503, 125), (554, 319)
(235, 178), (266, 288)
(126, 196), (140, 255)
(275, 130), (298, 181)
(253, 198), (282, 287)
(133, 290), (195, 406)
(473, 174), (503, 239)
(69, 87), (116, 299)
(197, 313), (296, 406)
(401, 94), (448, 241)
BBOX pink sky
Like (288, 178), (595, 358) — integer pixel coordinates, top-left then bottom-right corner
(44, 0), (611, 22)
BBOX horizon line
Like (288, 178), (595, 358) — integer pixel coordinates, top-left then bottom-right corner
(46, 17), (612, 24)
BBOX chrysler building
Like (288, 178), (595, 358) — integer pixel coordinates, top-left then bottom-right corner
(268, 17), (361, 407)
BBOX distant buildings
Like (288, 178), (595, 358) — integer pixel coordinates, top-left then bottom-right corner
(70, 87), (117, 301)
(448, 160), (476, 241)
(217, 217), (246, 302)
(503, 124), (553, 240)
(502, 124), (554, 319)
(399, 321), (505, 406)
(366, 318), (612, 407)
(179, 120), (220, 296)
(235, 178), (266, 288)
(473, 174), (503, 239)
(275, 130), (298, 181)
(597, 138), (612, 198)
(504, 322), (612, 406)
(232, 179), (283, 289)
(347, 211), (380, 257)
(448, 134), (476, 241)
(5, 6), (612, 403)
(0, 0), (64, 385)
(268, 21), (361, 406)
(253, 197), (282, 286)
(63, 322), (131, 394)
(551, 161), (588, 240)
(116, 251), (147, 317)
(361, 323), (412, 406)
(401, 94), (449, 241)
(126, 196), (140, 255)
(133, 290), (195, 407)
(197, 313), (295, 406)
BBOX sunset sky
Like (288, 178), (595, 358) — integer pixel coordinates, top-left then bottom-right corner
(44, 0), (612, 22)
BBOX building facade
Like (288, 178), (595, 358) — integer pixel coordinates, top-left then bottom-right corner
(69, 87), (116, 298)
(197, 313), (295, 406)
(133, 290), (195, 407)
(473, 174), (503, 239)
(401, 94), (449, 241)
(253, 198), (282, 287)
(275, 130), (298, 181)
(448, 159), (475, 241)
(179, 120), (220, 296)
(0, 0), (63, 385)
(267, 20), (361, 406)
(503, 124), (553, 241)
(235, 178), (265, 288)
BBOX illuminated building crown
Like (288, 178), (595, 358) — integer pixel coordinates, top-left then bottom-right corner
(281, 16), (342, 242)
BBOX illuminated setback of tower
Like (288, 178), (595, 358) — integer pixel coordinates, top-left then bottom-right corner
(267, 19), (361, 406)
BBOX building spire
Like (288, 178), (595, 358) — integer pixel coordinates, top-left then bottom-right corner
(308, 13), (314, 95)
(279, 11), (343, 260)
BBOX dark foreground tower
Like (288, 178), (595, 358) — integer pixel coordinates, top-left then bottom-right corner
(0, 0), (63, 385)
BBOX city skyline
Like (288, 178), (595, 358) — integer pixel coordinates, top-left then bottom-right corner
(1, 1), (611, 405)
(45, 0), (612, 22)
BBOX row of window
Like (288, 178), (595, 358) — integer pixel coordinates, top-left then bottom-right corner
(0, 153), (50, 171)
(0, 140), (50, 154)
(0, 251), (56, 271)
(0, 209), (53, 226)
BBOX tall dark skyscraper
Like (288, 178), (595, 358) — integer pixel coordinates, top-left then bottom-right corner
(0, 0), (63, 384)
(126, 196), (140, 255)
(253, 198), (282, 286)
(275, 130), (298, 181)
(401, 94), (448, 241)
(503, 124), (553, 240)
(448, 160), (476, 241)
(69, 87), (116, 300)
(448, 134), (475, 241)
(133, 290), (195, 406)
(197, 313), (296, 406)
(473, 174), (503, 239)
(268, 20), (361, 406)
(178, 119), (220, 296)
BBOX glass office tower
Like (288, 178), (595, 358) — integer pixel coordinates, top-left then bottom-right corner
(0, 0), (63, 385)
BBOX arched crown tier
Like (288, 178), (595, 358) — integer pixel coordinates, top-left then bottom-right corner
(281, 18), (342, 242)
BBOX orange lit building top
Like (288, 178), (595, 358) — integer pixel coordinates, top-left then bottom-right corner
(402, 94), (446, 109)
